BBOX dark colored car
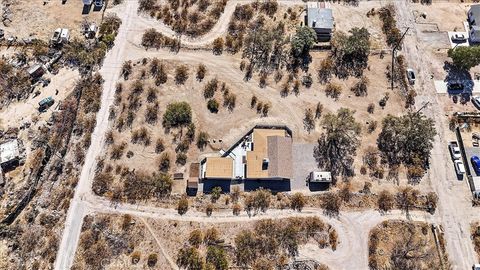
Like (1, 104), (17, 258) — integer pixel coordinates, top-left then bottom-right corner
(447, 82), (465, 93)
(472, 156), (480, 174)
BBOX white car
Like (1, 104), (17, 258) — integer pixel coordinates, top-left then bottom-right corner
(406, 68), (415, 85)
(473, 96), (480, 109)
(94, 0), (103, 7)
(449, 142), (462, 160)
(455, 160), (466, 175)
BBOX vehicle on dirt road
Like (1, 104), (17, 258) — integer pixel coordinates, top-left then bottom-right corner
(454, 160), (465, 176)
(38, 97), (54, 112)
(451, 33), (467, 43)
(449, 141), (462, 160)
(406, 68), (415, 85)
(447, 81), (465, 94)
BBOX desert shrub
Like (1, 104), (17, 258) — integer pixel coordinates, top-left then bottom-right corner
(204, 78), (219, 99)
(212, 37), (224, 55)
(290, 192), (306, 211)
(189, 230), (204, 248)
(158, 152), (171, 172)
(176, 152), (188, 165)
(244, 188), (272, 216)
(175, 65), (189, 84)
(351, 75), (369, 96)
(177, 196), (189, 215)
(147, 253), (158, 267)
(163, 102), (192, 128)
(325, 83), (342, 100)
(196, 131), (209, 150)
(92, 172), (113, 196)
(197, 64), (207, 81)
(207, 99), (219, 113)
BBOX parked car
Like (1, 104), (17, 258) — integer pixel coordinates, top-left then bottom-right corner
(472, 156), (480, 174)
(451, 33), (467, 43)
(447, 81), (465, 93)
(473, 96), (480, 109)
(38, 96), (54, 112)
(449, 141), (462, 160)
(94, 0), (103, 7)
(473, 264), (480, 270)
(454, 160), (466, 175)
(406, 68), (415, 85)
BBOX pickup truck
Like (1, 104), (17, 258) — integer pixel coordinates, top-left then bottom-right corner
(449, 141), (462, 160)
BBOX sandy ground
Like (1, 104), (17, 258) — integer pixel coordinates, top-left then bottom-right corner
(3, 0), (103, 40)
(0, 67), (79, 129)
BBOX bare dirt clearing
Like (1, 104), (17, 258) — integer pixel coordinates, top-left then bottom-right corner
(3, 0), (103, 40)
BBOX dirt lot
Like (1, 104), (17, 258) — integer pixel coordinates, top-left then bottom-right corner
(2, 0), (104, 40)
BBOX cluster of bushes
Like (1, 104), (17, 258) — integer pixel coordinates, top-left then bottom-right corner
(249, 96), (271, 117)
(139, 0), (227, 37)
(377, 5), (402, 48)
(0, 59), (31, 106)
(93, 168), (173, 202)
(141, 28), (180, 51)
(234, 217), (336, 268)
(177, 228), (228, 269)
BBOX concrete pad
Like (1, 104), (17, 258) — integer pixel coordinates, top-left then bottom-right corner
(447, 31), (470, 48)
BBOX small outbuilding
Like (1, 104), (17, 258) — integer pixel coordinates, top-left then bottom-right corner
(309, 171), (332, 183)
(0, 140), (20, 170)
(306, 2), (334, 42)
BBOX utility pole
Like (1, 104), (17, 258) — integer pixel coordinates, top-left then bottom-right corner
(391, 27), (410, 90)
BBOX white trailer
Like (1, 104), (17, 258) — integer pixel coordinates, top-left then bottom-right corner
(470, 176), (480, 198)
(309, 171), (332, 183)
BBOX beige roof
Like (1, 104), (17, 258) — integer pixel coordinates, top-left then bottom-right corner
(205, 157), (233, 179)
(267, 136), (293, 179)
(246, 129), (288, 178)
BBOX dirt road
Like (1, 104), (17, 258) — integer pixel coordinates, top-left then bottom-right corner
(394, 1), (477, 269)
(54, 1), (138, 269)
(54, 1), (478, 269)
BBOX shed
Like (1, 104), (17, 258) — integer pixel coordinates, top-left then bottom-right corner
(27, 64), (45, 78)
(309, 171), (332, 182)
(0, 140), (20, 169)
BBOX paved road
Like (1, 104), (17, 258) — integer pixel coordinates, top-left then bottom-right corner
(394, 1), (477, 269)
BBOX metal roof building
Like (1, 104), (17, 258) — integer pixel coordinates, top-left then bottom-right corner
(306, 2), (334, 41)
(0, 140), (20, 167)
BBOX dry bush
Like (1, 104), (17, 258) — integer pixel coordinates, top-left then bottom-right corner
(325, 83), (342, 100)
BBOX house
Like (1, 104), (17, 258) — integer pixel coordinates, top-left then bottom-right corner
(199, 126), (293, 185)
(305, 2), (334, 42)
(468, 5), (480, 43)
(0, 140), (20, 170)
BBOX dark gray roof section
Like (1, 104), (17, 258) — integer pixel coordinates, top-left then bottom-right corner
(470, 5), (480, 25)
(307, 7), (333, 30)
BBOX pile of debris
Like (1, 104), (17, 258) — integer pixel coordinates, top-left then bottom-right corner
(0, 128), (26, 185)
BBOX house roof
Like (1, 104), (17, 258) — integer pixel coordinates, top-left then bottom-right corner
(306, 3), (333, 30)
(470, 5), (480, 25)
(204, 157), (233, 179)
(267, 136), (293, 179)
(246, 128), (289, 178)
(0, 140), (19, 165)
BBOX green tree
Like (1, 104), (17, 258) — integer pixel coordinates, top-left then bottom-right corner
(331, 27), (371, 77)
(152, 173), (172, 198)
(206, 246), (228, 270)
(377, 113), (436, 170)
(377, 190), (395, 213)
(291, 26), (317, 57)
(211, 186), (222, 202)
(162, 102), (192, 128)
(313, 108), (361, 180)
(448, 46), (480, 70)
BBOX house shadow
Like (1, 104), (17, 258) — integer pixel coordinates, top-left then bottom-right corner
(244, 180), (291, 192)
(82, 4), (92, 15)
(307, 182), (330, 192)
(202, 180), (232, 193)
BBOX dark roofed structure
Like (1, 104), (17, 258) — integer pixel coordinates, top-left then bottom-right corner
(306, 2), (334, 41)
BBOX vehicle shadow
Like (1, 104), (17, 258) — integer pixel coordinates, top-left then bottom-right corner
(82, 4), (92, 15)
